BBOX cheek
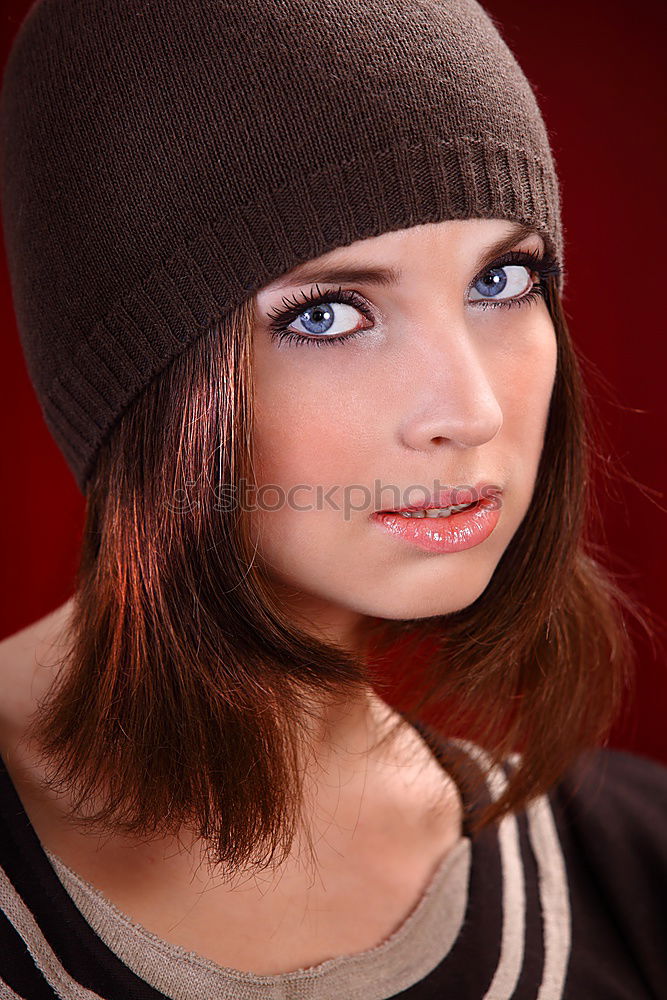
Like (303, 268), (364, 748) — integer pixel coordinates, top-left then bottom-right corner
(496, 315), (557, 500)
(509, 317), (557, 429)
(249, 358), (378, 586)
(249, 378), (359, 589)
(252, 365), (371, 490)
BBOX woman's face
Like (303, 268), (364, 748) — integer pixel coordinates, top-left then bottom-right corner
(249, 218), (558, 647)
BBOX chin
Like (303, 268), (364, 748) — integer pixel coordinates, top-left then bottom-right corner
(345, 569), (497, 622)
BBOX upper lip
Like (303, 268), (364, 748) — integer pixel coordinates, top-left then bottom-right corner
(377, 481), (502, 513)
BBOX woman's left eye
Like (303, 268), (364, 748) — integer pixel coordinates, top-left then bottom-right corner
(266, 249), (560, 348)
(469, 264), (533, 305)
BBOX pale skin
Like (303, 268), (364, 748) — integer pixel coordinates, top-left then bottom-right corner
(0, 217), (557, 974)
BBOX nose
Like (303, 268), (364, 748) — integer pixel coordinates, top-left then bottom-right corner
(397, 324), (503, 451)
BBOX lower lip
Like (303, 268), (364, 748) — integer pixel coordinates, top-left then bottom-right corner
(370, 498), (501, 554)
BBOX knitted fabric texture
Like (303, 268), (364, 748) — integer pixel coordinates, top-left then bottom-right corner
(0, 0), (564, 493)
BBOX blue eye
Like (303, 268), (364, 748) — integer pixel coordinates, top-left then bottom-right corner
(266, 285), (373, 349)
(470, 264), (532, 303)
(266, 249), (561, 348)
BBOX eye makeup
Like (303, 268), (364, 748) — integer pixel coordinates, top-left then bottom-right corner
(265, 248), (561, 349)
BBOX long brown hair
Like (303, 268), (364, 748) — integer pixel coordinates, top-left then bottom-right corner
(25, 266), (656, 873)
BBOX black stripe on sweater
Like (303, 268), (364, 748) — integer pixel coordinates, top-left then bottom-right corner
(0, 906), (59, 1000)
(0, 751), (169, 1000)
(393, 730), (505, 998)
(510, 804), (546, 999)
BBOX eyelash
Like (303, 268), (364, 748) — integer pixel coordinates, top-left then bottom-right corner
(266, 248), (562, 349)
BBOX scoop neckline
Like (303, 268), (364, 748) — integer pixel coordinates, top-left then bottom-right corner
(43, 832), (472, 985)
(0, 724), (500, 1000)
(40, 717), (474, 981)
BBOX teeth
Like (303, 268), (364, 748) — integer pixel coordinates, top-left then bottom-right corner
(398, 502), (474, 518)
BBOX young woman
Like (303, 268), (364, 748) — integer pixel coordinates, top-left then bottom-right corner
(0, 0), (665, 998)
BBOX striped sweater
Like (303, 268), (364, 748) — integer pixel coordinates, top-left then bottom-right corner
(0, 726), (666, 999)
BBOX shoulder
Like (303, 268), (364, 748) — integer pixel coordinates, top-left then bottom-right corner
(545, 747), (667, 995)
(454, 741), (667, 995)
(548, 746), (667, 845)
(546, 746), (667, 886)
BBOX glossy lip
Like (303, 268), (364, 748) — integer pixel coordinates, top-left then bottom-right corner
(371, 494), (501, 554)
(377, 481), (501, 513)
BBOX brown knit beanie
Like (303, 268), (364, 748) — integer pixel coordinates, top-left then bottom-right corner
(0, 0), (564, 494)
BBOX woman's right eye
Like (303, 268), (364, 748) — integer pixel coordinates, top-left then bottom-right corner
(266, 286), (375, 348)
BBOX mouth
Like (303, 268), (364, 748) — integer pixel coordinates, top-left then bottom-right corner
(371, 485), (502, 553)
(382, 499), (482, 518)
(376, 483), (501, 516)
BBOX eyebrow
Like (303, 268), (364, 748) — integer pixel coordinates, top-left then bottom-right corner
(271, 222), (544, 292)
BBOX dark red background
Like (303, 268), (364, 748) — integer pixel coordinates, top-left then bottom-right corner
(2, 2), (666, 763)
